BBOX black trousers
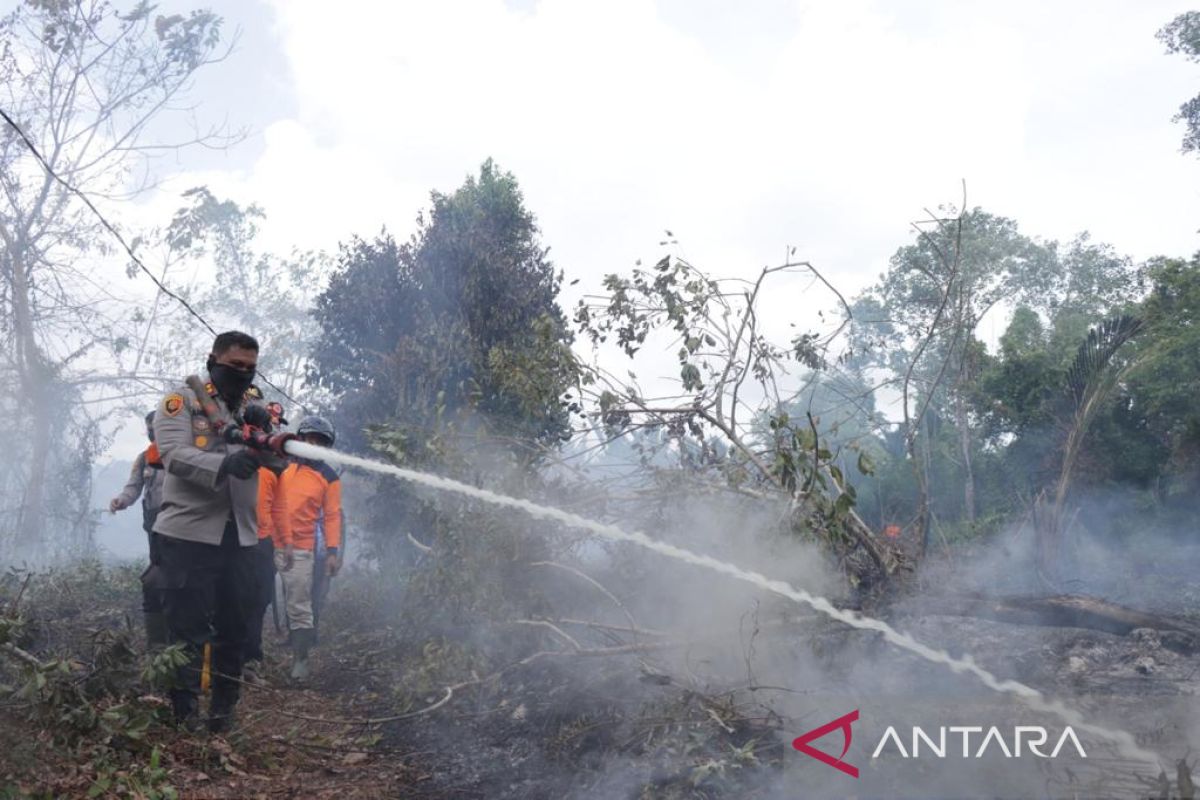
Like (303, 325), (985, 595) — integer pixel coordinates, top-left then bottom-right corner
(159, 522), (257, 719)
(141, 529), (165, 615)
(244, 537), (275, 662)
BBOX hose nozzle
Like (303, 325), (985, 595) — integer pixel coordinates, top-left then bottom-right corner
(224, 425), (296, 456)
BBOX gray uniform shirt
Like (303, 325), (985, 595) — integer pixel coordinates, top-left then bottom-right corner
(115, 449), (165, 512)
(151, 377), (265, 547)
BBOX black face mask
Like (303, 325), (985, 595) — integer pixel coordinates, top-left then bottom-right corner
(208, 362), (256, 405)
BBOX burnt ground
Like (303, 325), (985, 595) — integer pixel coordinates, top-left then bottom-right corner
(0, 563), (794, 799)
(2, 547), (1199, 800)
(0, 564), (427, 799)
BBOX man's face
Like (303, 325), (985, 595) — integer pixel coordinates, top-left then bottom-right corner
(213, 345), (258, 373)
(301, 432), (331, 447)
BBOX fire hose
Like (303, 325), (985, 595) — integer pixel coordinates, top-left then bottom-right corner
(183, 375), (295, 457)
(223, 423), (296, 456)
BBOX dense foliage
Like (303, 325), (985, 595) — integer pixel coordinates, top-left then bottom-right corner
(307, 161), (578, 619)
(310, 159), (576, 455)
(1160, 11), (1200, 153)
(845, 213), (1197, 548)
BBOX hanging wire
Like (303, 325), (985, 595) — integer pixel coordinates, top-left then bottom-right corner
(0, 105), (309, 412)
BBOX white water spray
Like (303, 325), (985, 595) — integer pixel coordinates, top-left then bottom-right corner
(289, 440), (1159, 767)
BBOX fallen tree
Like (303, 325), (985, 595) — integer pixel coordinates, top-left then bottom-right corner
(572, 256), (902, 587)
(944, 593), (1200, 650)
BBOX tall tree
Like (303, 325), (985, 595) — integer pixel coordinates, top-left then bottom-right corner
(860, 208), (1051, 539)
(1158, 11), (1200, 154)
(310, 159), (577, 456)
(0, 0), (228, 556)
(157, 186), (329, 406)
(307, 161), (576, 577)
(1124, 256), (1200, 498)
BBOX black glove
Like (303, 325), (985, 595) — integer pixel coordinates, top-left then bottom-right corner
(262, 457), (288, 477)
(242, 404), (273, 432)
(218, 450), (260, 480)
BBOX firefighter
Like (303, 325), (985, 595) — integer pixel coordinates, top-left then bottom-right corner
(108, 410), (168, 648)
(152, 330), (281, 733)
(245, 402), (288, 678)
(311, 505), (345, 631)
(274, 415), (342, 680)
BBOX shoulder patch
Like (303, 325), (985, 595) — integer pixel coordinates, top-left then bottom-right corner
(162, 393), (185, 417)
(244, 385), (263, 400)
(204, 381), (217, 397)
(317, 462), (340, 483)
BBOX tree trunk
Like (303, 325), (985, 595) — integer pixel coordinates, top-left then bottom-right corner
(5, 165), (62, 552)
(914, 417), (933, 558)
(955, 389), (976, 524)
(943, 593), (1200, 649)
(17, 401), (51, 548)
(954, 318), (977, 526)
(8, 245), (50, 548)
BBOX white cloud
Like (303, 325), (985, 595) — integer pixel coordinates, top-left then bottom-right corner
(126, 0), (1200, 434)
(196, 0), (1197, 286)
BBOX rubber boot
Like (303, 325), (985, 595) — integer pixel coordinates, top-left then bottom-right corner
(208, 671), (241, 735)
(171, 689), (203, 733)
(207, 699), (237, 735)
(242, 658), (267, 687)
(290, 628), (313, 681)
(144, 611), (170, 651)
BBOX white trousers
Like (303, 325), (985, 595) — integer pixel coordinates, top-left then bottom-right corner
(274, 549), (315, 630)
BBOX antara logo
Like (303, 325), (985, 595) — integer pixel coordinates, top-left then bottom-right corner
(792, 710), (860, 778)
(792, 711), (1088, 779)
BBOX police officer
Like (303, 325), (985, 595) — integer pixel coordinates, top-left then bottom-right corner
(109, 410), (167, 648)
(152, 331), (279, 733)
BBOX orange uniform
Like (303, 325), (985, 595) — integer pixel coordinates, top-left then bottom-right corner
(256, 467), (278, 542)
(274, 459), (342, 553)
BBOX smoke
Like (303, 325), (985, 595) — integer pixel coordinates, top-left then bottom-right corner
(0, 378), (111, 566)
(296, 439), (1181, 798)
(910, 483), (1200, 612)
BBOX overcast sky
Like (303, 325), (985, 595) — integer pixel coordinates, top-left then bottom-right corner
(156, 0), (1200, 268)
(98, 0), (1200, 461)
